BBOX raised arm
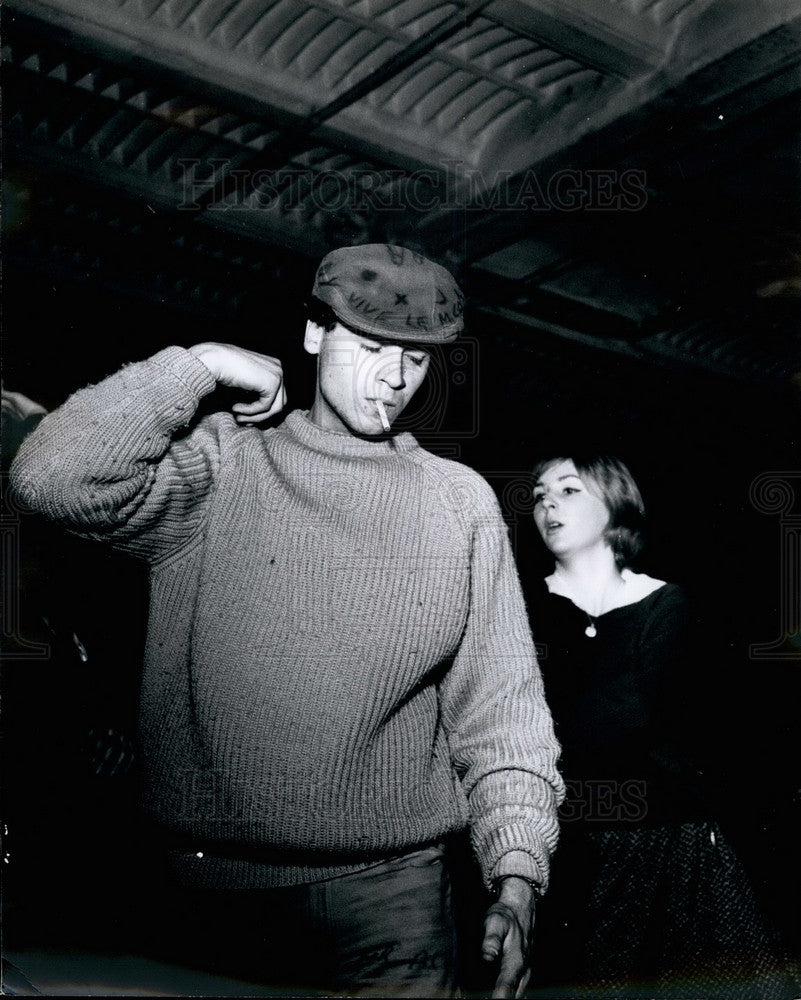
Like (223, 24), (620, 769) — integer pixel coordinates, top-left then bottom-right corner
(10, 344), (285, 562)
(187, 342), (286, 425)
(438, 472), (563, 997)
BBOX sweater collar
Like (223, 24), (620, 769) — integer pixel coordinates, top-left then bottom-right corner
(280, 409), (419, 458)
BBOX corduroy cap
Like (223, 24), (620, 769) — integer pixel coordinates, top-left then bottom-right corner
(312, 244), (464, 344)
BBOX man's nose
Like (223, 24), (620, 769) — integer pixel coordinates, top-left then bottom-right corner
(378, 349), (406, 390)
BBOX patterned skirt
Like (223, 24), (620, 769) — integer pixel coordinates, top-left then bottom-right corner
(529, 820), (797, 1000)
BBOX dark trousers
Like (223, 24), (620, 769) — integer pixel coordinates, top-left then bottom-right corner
(152, 843), (457, 996)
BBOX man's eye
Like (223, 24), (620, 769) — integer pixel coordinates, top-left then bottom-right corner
(360, 344), (381, 354)
(533, 494), (544, 505)
(563, 487), (579, 495)
(407, 354), (427, 367)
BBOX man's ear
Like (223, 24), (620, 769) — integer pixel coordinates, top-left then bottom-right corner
(304, 320), (324, 356)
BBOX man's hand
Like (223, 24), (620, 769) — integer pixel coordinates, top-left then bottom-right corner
(481, 876), (536, 999)
(188, 342), (286, 424)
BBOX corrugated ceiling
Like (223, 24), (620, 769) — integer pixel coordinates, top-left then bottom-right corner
(3, 0), (800, 383)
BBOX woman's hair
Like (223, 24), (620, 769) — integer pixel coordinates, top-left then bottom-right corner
(306, 295), (340, 332)
(531, 454), (646, 569)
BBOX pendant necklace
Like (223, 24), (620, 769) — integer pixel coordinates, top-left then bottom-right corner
(581, 578), (626, 638)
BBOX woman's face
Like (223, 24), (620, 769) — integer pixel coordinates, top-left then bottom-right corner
(532, 459), (611, 559)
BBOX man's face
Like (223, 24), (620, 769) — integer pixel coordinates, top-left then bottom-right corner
(305, 321), (431, 437)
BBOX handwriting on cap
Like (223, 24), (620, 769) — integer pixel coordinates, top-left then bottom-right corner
(346, 290), (464, 329)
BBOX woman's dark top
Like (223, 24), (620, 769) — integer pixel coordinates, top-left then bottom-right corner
(530, 579), (708, 826)
(527, 579), (792, 999)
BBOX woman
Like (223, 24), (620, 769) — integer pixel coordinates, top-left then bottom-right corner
(526, 454), (789, 999)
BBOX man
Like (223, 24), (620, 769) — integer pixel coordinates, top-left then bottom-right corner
(12, 244), (563, 997)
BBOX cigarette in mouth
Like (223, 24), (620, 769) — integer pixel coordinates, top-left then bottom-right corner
(375, 399), (391, 433)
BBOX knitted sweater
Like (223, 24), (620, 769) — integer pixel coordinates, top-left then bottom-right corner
(11, 347), (563, 890)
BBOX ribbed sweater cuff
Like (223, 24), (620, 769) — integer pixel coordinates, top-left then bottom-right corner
(483, 815), (555, 892)
(491, 849), (544, 889)
(148, 345), (218, 401)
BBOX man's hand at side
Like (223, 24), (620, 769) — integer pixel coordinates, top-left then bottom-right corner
(482, 875), (536, 999)
(189, 342), (286, 424)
